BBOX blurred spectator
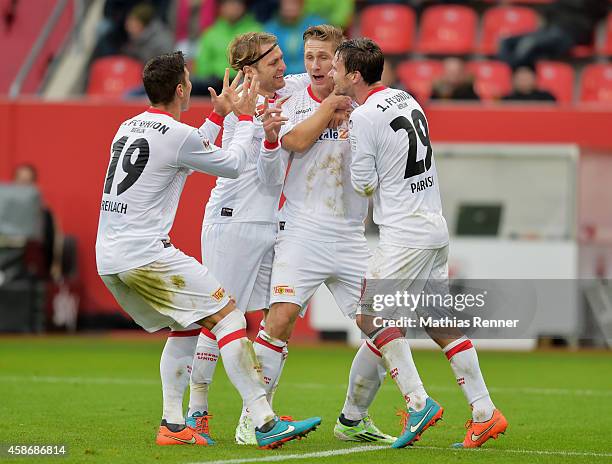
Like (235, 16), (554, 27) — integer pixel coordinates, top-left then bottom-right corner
(122, 3), (174, 64)
(173, 0), (217, 59)
(502, 66), (556, 102)
(430, 57), (479, 101)
(498, 0), (607, 69)
(13, 164), (62, 281)
(250, 0), (280, 23)
(192, 0), (262, 94)
(265, 0), (324, 74)
(381, 58), (404, 90)
(305, 0), (354, 28)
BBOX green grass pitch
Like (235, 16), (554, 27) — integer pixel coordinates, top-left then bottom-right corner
(1, 336), (611, 463)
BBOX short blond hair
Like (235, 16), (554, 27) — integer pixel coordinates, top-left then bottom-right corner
(302, 24), (345, 50)
(228, 32), (278, 71)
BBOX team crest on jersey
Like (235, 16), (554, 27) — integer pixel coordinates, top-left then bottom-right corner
(202, 138), (211, 150)
(212, 287), (225, 301)
(273, 285), (295, 296)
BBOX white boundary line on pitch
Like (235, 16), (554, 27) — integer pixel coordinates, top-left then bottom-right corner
(1, 375), (611, 398)
(188, 445), (612, 464)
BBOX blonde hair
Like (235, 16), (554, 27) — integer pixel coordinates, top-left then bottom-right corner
(228, 32), (278, 71)
(302, 24), (345, 50)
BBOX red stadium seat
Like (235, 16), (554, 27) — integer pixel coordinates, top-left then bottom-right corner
(480, 6), (540, 55)
(87, 56), (143, 98)
(396, 60), (444, 103)
(417, 5), (478, 55)
(580, 64), (612, 104)
(536, 61), (574, 104)
(467, 60), (512, 100)
(360, 5), (416, 54)
(482, 0), (552, 3)
(600, 13), (612, 56)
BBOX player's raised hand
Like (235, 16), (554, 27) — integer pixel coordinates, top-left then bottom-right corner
(209, 68), (243, 117)
(233, 75), (260, 117)
(262, 97), (289, 144)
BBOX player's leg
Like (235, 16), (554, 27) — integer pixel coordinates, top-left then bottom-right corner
(326, 240), (395, 443)
(422, 246), (507, 448)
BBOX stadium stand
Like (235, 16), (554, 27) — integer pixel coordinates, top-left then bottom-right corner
(416, 5), (478, 55)
(87, 56), (143, 98)
(479, 6), (540, 55)
(360, 4), (415, 55)
(601, 12), (612, 56)
(580, 63), (612, 104)
(468, 60), (513, 100)
(396, 59), (443, 104)
(536, 61), (574, 104)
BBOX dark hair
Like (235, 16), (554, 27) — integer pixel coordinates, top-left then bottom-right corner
(143, 51), (186, 105)
(335, 38), (384, 85)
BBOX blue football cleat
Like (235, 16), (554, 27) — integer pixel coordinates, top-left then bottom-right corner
(391, 397), (444, 448)
(256, 416), (321, 449)
(185, 411), (215, 445)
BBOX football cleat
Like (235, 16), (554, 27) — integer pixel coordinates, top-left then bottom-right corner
(255, 416), (321, 449)
(391, 397), (444, 448)
(452, 409), (508, 448)
(235, 413), (257, 445)
(334, 415), (396, 443)
(156, 420), (211, 445)
(185, 411), (215, 445)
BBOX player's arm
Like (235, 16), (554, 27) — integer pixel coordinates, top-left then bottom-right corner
(257, 99), (291, 185)
(281, 94), (351, 153)
(350, 111), (379, 196)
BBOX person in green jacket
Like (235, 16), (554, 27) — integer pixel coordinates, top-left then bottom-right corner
(192, 0), (262, 94)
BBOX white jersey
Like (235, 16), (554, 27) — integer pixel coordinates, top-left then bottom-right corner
(203, 73), (310, 225)
(258, 85), (368, 242)
(96, 108), (255, 275)
(350, 86), (449, 248)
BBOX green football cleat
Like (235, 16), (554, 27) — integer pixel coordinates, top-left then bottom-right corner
(334, 415), (396, 444)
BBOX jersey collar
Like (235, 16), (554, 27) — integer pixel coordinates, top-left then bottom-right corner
(364, 85), (387, 102)
(307, 85), (322, 103)
(146, 107), (174, 117)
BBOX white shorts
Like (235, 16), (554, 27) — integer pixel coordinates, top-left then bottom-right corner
(269, 234), (370, 318)
(100, 246), (230, 332)
(360, 243), (449, 316)
(202, 222), (276, 312)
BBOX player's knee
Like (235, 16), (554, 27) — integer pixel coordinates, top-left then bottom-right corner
(197, 299), (237, 330)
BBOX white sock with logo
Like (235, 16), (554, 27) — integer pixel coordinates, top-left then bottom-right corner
(341, 341), (386, 421)
(443, 337), (495, 422)
(188, 327), (219, 416)
(160, 330), (199, 424)
(253, 329), (286, 398)
(211, 310), (274, 428)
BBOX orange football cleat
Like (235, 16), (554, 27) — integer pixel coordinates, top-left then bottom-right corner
(156, 422), (211, 446)
(457, 409), (507, 448)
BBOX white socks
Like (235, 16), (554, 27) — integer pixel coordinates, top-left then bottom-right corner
(253, 329), (287, 400)
(443, 337), (495, 422)
(375, 328), (428, 411)
(341, 341), (386, 421)
(160, 329), (200, 424)
(211, 310), (274, 428)
(188, 327), (219, 416)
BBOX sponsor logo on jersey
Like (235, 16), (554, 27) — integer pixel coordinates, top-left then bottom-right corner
(202, 138), (211, 150)
(318, 127), (349, 142)
(221, 207), (233, 217)
(212, 287), (225, 301)
(274, 285), (295, 296)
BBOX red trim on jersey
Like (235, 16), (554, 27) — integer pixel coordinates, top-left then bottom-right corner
(307, 85), (322, 103)
(146, 107), (174, 117)
(200, 327), (216, 340)
(168, 329), (201, 337)
(364, 86), (388, 102)
(373, 327), (403, 350)
(207, 111), (224, 127)
(264, 139), (279, 150)
(445, 340), (474, 360)
(366, 340), (382, 357)
(238, 114), (253, 122)
(217, 329), (247, 349)
(255, 335), (284, 353)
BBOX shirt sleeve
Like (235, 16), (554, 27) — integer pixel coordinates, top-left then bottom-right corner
(257, 140), (291, 186)
(221, 112), (238, 148)
(198, 111), (224, 143)
(278, 73), (310, 96)
(177, 118), (255, 178)
(349, 110), (379, 196)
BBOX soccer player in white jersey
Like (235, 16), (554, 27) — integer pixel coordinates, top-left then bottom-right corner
(183, 32), (316, 445)
(95, 51), (321, 449)
(256, 25), (396, 444)
(331, 38), (508, 448)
